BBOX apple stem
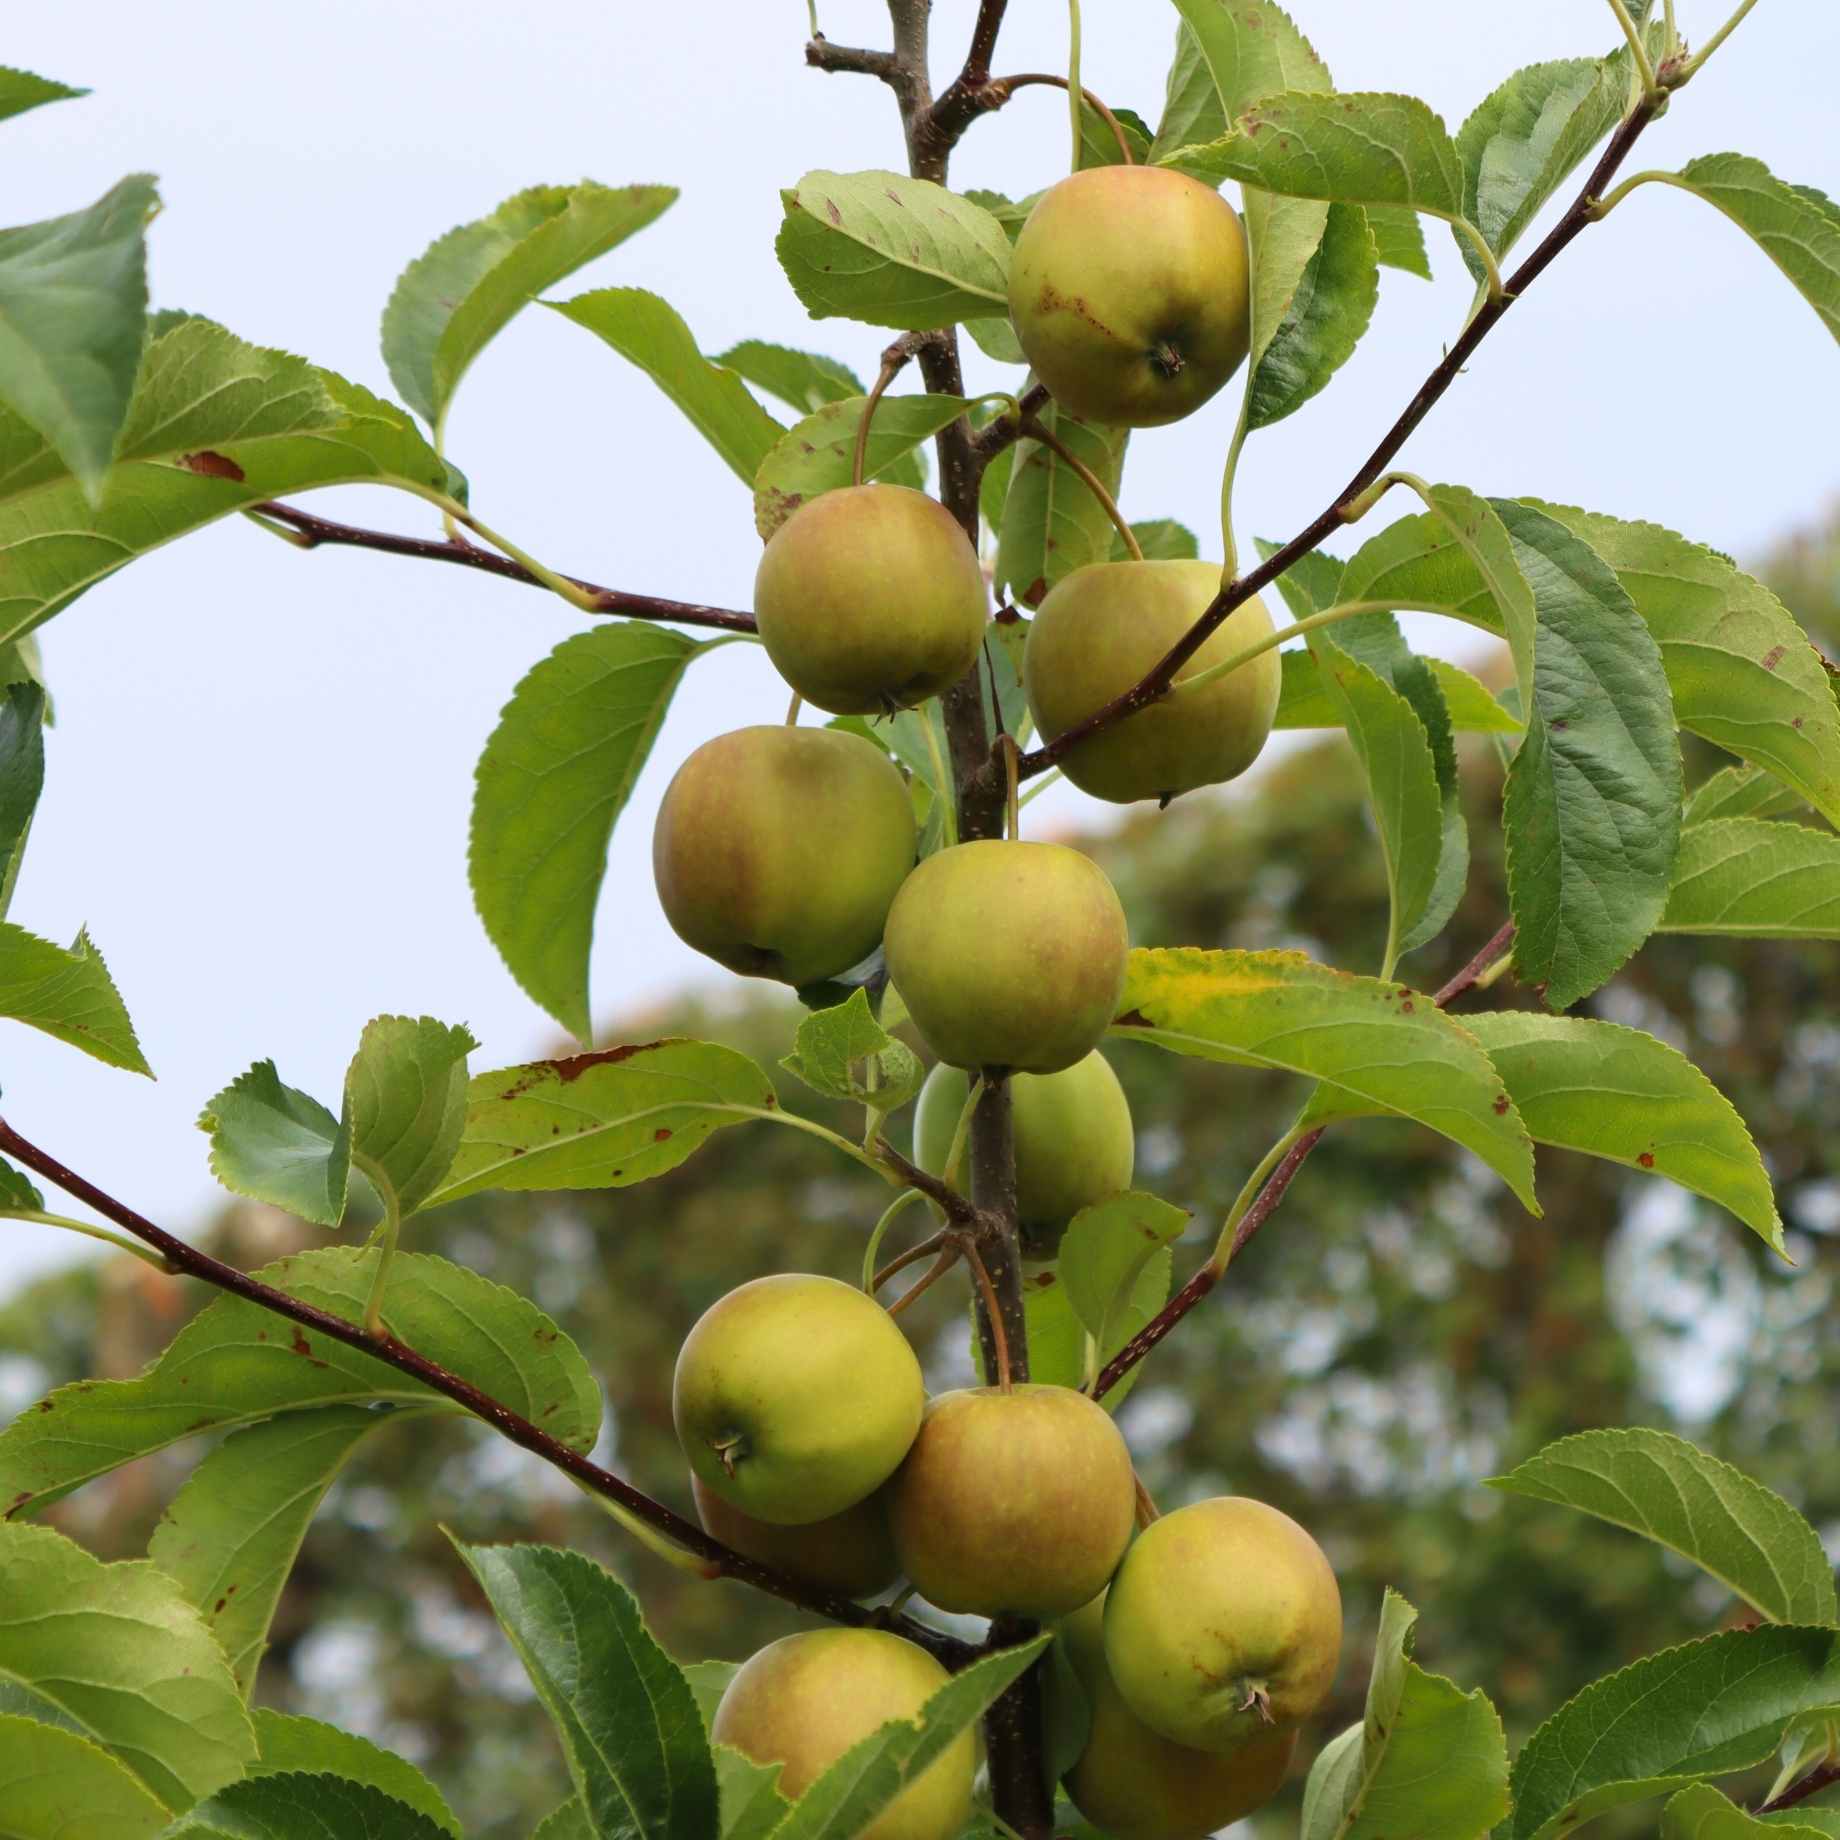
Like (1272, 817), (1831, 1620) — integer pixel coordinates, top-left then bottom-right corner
(784, 690), (802, 726)
(884, 1242), (963, 1319)
(1016, 413), (1141, 562)
(1133, 1472), (1161, 1529)
(1001, 736), (1021, 839)
(870, 1228), (950, 1294)
(709, 1433), (747, 1478)
(987, 75), (1135, 166)
(961, 1235), (1014, 1390)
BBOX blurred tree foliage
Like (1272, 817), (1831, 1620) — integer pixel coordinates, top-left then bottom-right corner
(2, 520), (1836, 1836)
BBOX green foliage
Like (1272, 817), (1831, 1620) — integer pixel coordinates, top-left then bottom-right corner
(1490, 1428), (1836, 1626)
(713, 341), (861, 414)
(244, 1712), (460, 1836)
(0, 1520), (255, 1810)
(1664, 1783), (1833, 1840)
(197, 1061), (350, 1226)
(1113, 946), (1538, 1208)
(0, 921), (148, 1073)
(471, 623), (715, 1041)
(0, 681), (45, 917)
(547, 288), (784, 485)
(161, 1772), (455, 1839)
(0, 1247), (599, 1513)
(779, 989), (922, 1114)
(752, 393), (967, 539)
(0, 65), (87, 124)
(1509, 1628), (1840, 1840)
(0, 1714), (169, 1839)
(1301, 1590), (1508, 1840)
(995, 398), (1126, 607)
(1660, 819), (1840, 939)
(1058, 1190), (1188, 1365)
(431, 1039), (783, 1204)
(382, 181), (677, 435)
(455, 1540), (719, 1840)
(774, 171), (1011, 328)
(1246, 199), (1379, 432)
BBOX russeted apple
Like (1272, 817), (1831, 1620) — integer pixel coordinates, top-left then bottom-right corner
(713, 1629), (973, 1840)
(1007, 166), (1251, 427)
(883, 840), (1129, 1073)
(690, 1474), (899, 1599)
(652, 725), (916, 988)
(755, 484), (988, 714)
(1024, 560), (1281, 803)
(673, 1273), (924, 1525)
(887, 1384), (1136, 1619)
(913, 1052), (1134, 1255)
(1104, 1496), (1342, 1753)
(1057, 1594), (1297, 1840)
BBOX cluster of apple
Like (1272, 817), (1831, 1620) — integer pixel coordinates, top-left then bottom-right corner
(648, 163), (1338, 1837)
(675, 1269), (1341, 1838)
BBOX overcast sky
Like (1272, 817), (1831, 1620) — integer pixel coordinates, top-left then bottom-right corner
(1, 1), (1835, 1295)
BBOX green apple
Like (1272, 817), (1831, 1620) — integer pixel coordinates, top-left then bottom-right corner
(1008, 166), (1251, 427)
(887, 1385), (1136, 1619)
(883, 840), (1129, 1073)
(673, 1273), (924, 1525)
(1024, 559), (1281, 804)
(691, 1473), (899, 1599)
(652, 724), (916, 987)
(913, 1052), (1133, 1255)
(712, 1629), (974, 1840)
(755, 484), (987, 714)
(1104, 1496), (1342, 1753)
(1058, 1594), (1297, 1840)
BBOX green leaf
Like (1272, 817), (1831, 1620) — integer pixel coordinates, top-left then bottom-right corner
(1158, 2), (1332, 162)
(0, 1154), (44, 1211)
(196, 1060), (350, 1227)
(1464, 1012), (1782, 1251)
(1164, 91), (1466, 222)
(244, 1713), (460, 1837)
(0, 67), (88, 124)
(1659, 818), (1840, 939)
(714, 1743), (788, 1840)
(768, 1637), (1049, 1840)
(713, 341), (861, 413)
(1247, 200), (1379, 431)
(1532, 504), (1840, 832)
(1276, 650), (1519, 734)
(1114, 519), (1198, 562)
(753, 394), (972, 540)
(0, 1521), (253, 1811)
(1365, 204), (1432, 277)
(780, 989), (923, 1114)
(1664, 155), (1840, 344)
(682, 1661), (738, 1732)
(1307, 621), (1453, 962)
(1455, 58), (1628, 280)
(774, 171), (1011, 330)
(534, 1803), (595, 1840)
(1492, 500), (1681, 1009)
(1665, 1783), (1833, 1840)
(1685, 764), (1807, 827)
(0, 1246), (601, 1515)
(342, 1016), (475, 1220)
(963, 314), (1025, 363)
(472, 623), (709, 1042)
(1300, 1590), (1508, 1840)
(1058, 1190), (1189, 1358)
(975, 1254), (1167, 1412)
(382, 181), (676, 432)
(1075, 100), (1153, 171)
(0, 922), (149, 1073)
(546, 288), (784, 487)
(995, 398), (1126, 608)
(0, 318), (458, 649)
(0, 174), (156, 502)
(455, 1540), (718, 1840)
(1112, 947), (1537, 1210)
(0, 1714), (169, 1839)
(161, 1772), (453, 1839)
(0, 682), (46, 917)
(1508, 1626), (1840, 1840)
(149, 1407), (407, 1697)
(430, 1039), (781, 1206)
(1490, 1428), (1834, 1626)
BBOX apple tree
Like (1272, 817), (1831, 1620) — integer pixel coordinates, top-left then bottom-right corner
(2, 2), (1840, 1837)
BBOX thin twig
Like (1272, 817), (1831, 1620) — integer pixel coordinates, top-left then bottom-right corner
(854, 332), (937, 488)
(0, 1115), (972, 1662)
(885, 1243), (963, 1319)
(1013, 94), (1668, 781)
(876, 1139), (991, 1234)
(1759, 1759), (1840, 1815)
(987, 73), (1135, 164)
(871, 1229), (950, 1293)
(250, 501), (757, 634)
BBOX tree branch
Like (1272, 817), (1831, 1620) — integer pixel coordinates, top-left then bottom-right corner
(1089, 922), (1518, 1400)
(0, 1115), (973, 1665)
(1015, 94), (1667, 780)
(804, 36), (901, 82)
(250, 501), (757, 634)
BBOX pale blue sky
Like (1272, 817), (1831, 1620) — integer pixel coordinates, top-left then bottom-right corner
(1, 1), (1835, 1292)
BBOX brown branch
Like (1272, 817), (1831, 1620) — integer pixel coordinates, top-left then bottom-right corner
(251, 501), (757, 635)
(875, 1139), (991, 1234)
(1015, 93), (1668, 780)
(929, 0), (1012, 143)
(1759, 1759), (1840, 1815)
(803, 36), (900, 82)
(1089, 920), (1517, 1400)
(0, 1116), (973, 1666)
(969, 382), (1051, 464)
